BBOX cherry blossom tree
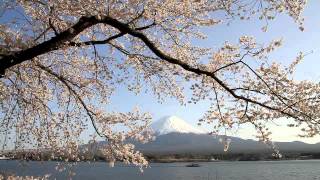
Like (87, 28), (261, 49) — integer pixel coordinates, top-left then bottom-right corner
(1, 0), (318, 169)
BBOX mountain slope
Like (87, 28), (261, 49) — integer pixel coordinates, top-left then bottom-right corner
(139, 116), (320, 154)
(134, 133), (320, 154)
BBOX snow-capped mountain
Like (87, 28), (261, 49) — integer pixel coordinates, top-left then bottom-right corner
(83, 115), (320, 155)
(151, 116), (206, 135)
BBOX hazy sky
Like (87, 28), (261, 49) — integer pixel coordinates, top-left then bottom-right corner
(104, 1), (320, 144)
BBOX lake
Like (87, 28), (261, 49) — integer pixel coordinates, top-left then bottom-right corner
(1, 160), (320, 179)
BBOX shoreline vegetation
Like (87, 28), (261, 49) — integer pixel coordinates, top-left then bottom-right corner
(2, 151), (320, 163)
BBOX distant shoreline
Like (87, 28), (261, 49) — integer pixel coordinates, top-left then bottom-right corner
(2, 158), (320, 164)
(149, 158), (319, 163)
(3, 150), (320, 163)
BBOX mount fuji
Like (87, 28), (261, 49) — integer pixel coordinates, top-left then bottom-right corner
(131, 116), (320, 154)
(151, 116), (206, 135)
(85, 116), (320, 156)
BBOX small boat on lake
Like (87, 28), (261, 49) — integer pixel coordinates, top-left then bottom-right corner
(185, 163), (200, 167)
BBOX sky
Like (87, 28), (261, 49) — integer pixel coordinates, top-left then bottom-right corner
(105, 1), (320, 144)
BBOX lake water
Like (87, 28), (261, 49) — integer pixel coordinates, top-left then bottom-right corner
(1, 160), (320, 179)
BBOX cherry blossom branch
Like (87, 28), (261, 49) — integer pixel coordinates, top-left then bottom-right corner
(212, 52), (249, 74)
(36, 64), (106, 138)
(230, 87), (266, 95)
(0, 16), (155, 77)
(213, 86), (224, 123)
(0, 15), (312, 123)
(239, 60), (313, 120)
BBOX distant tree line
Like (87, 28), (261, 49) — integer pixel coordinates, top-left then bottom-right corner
(5, 150), (320, 163)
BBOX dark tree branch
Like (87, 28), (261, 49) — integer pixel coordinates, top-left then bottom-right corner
(1, 16), (102, 77)
(240, 101), (249, 120)
(49, 18), (59, 35)
(213, 86), (224, 123)
(128, 8), (145, 24)
(135, 22), (156, 31)
(0, 15), (155, 77)
(68, 32), (125, 47)
(112, 18), (312, 122)
(212, 52), (249, 74)
(36, 64), (106, 138)
(33, 27), (51, 42)
(0, 15), (312, 123)
(239, 60), (312, 120)
(230, 87), (266, 95)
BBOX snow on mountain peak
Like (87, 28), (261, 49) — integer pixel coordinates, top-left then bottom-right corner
(151, 116), (205, 135)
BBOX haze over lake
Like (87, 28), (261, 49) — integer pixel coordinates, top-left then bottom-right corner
(1, 160), (320, 180)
